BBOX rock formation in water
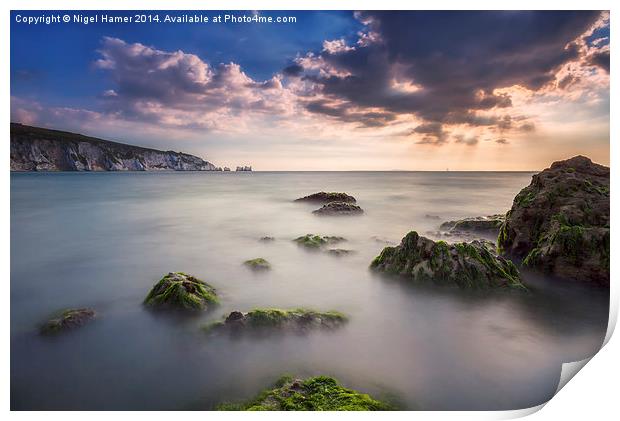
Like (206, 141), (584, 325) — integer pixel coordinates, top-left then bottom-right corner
(10, 123), (217, 171)
(143, 272), (219, 311)
(312, 201), (364, 216)
(294, 192), (357, 204)
(216, 375), (393, 410)
(498, 155), (610, 286)
(204, 308), (348, 335)
(440, 215), (505, 235)
(370, 231), (526, 290)
(294, 234), (346, 249)
(243, 258), (271, 271)
(40, 308), (96, 334)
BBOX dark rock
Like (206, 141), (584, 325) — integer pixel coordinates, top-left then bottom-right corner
(312, 201), (364, 216)
(498, 156), (609, 286)
(440, 215), (505, 235)
(294, 192), (356, 204)
(40, 308), (96, 334)
(326, 248), (355, 257)
(370, 231), (526, 290)
(425, 214), (441, 220)
(259, 236), (275, 242)
(143, 272), (219, 311)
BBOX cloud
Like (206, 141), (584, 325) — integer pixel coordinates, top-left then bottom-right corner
(92, 37), (298, 130)
(289, 11), (607, 143)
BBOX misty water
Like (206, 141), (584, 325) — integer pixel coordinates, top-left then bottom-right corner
(10, 171), (608, 410)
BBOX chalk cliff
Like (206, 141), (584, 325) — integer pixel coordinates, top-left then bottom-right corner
(10, 123), (217, 171)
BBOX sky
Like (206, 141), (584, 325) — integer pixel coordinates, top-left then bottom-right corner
(10, 10), (610, 170)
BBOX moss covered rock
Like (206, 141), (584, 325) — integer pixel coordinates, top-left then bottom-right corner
(370, 231), (526, 290)
(143, 272), (218, 311)
(204, 308), (348, 335)
(312, 202), (364, 216)
(217, 375), (393, 410)
(498, 156), (609, 286)
(294, 192), (356, 204)
(294, 234), (346, 249)
(244, 258), (271, 271)
(40, 308), (96, 334)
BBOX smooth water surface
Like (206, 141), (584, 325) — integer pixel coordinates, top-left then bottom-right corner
(10, 172), (609, 410)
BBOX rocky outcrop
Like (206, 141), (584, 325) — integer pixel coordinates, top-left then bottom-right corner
(440, 215), (505, 235)
(294, 192), (357, 204)
(204, 308), (348, 335)
(498, 155), (609, 286)
(294, 234), (346, 249)
(370, 231), (526, 290)
(243, 258), (271, 271)
(312, 202), (364, 216)
(143, 272), (219, 311)
(217, 375), (393, 410)
(10, 123), (217, 171)
(40, 308), (96, 334)
(326, 248), (355, 257)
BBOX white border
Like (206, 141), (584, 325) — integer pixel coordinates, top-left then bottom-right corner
(2, 1), (617, 419)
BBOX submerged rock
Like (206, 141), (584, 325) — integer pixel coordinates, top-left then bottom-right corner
(498, 156), (609, 286)
(217, 375), (393, 410)
(440, 215), (505, 235)
(327, 248), (356, 257)
(294, 192), (356, 204)
(370, 231), (526, 290)
(244, 258), (271, 271)
(294, 234), (346, 249)
(40, 308), (96, 334)
(204, 308), (348, 335)
(143, 272), (219, 311)
(312, 201), (364, 216)
(259, 236), (275, 242)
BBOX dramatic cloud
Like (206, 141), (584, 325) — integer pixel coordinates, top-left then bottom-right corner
(288, 11), (608, 144)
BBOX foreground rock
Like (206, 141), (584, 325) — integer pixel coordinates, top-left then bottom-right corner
(294, 192), (356, 204)
(143, 272), (219, 311)
(244, 258), (271, 271)
(204, 308), (348, 335)
(370, 231), (526, 290)
(440, 215), (505, 235)
(498, 156), (609, 286)
(40, 308), (96, 334)
(217, 375), (392, 410)
(312, 202), (364, 216)
(294, 234), (346, 249)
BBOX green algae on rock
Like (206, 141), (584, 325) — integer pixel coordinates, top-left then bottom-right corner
(40, 308), (96, 334)
(244, 258), (271, 271)
(143, 272), (218, 311)
(217, 375), (393, 410)
(370, 231), (526, 290)
(204, 308), (348, 335)
(294, 192), (357, 204)
(497, 156), (609, 286)
(293, 234), (346, 249)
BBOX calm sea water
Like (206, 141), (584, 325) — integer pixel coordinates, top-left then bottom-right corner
(10, 172), (609, 410)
